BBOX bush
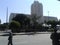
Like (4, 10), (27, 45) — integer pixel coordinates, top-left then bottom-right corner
(9, 21), (20, 32)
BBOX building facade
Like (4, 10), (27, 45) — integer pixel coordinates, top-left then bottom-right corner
(31, 1), (43, 17)
(9, 13), (31, 22)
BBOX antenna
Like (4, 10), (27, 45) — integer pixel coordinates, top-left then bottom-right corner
(6, 7), (8, 23)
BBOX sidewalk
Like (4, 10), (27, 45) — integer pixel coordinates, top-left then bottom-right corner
(0, 32), (51, 36)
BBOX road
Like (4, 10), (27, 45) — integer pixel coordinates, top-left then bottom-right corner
(0, 34), (52, 45)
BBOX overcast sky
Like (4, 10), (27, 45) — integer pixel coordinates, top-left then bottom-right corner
(0, 0), (60, 23)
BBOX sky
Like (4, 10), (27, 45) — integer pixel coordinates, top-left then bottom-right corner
(0, 0), (60, 24)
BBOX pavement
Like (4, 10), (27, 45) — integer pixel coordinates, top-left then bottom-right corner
(0, 34), (52, 45)
(0, 32), (52, 36)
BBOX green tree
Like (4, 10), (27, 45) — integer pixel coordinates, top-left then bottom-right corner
(9, 21), (20, 32)
(31, 14), (41, 32)
(0, 23), (9, 31)
(12, 14), (30, 29)
(47, 21), (58, 28)
(46, 20), (58, 32)
(0, 24), (6, 31)
(32, 14), (41, 25)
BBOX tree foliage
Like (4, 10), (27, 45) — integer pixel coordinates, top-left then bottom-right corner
(0, 23), (8, 31)
(12, 14), (30, 29)
(46, 20), (60, 32)
(31, 14), (41, 29)
(31, 14), (40, 25)
(9, 21), (20, 32)
(47, 20), (58, 28)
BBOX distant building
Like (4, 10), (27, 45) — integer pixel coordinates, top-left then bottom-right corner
(9, 13), (16, 22)
(9, 13), (30, 22)
(43, 16), (58, 22)
(9, 1), (58, 23)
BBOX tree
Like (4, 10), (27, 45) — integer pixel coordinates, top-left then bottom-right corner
(9, 21), (20, 32)
(31, 14), (41, 32)
(0, 24), (6, 31)
(47, 21), (58, 28)
(46, 20), (58, 32)
(0, 23), (9, 31)
(12, 14), (30, 29)
(31, 14), (41, 25)
(3, 23), (9, 29)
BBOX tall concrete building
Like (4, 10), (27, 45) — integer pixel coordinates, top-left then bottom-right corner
(31, 1), (44, 23)
(31, 1), (43, 17)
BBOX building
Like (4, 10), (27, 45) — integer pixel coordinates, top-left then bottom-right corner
(9, 1), (58, 23)
(31, 1), (43, 17)
(9, 13), (17, 22)
(9, 13), (31, 22)
(43, 16), (58, 22)
(31, 1), (58, 23)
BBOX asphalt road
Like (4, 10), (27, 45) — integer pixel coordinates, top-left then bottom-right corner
(0, 34), (52, 45)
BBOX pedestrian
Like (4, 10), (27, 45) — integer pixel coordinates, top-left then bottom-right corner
(50, 28), (60, 45)
(8, 31), (13, 45)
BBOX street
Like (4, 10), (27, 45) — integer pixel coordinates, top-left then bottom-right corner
(0, 34), (52, 45)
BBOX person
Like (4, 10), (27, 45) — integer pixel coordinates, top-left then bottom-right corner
(50, 28), (60, 45)
(8, 31), (13, 45)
